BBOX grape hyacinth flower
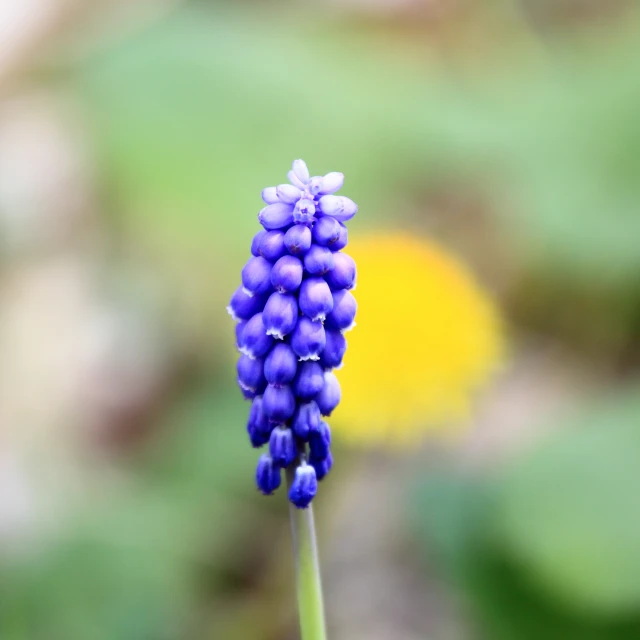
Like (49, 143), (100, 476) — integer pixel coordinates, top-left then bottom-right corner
(229, 159), (357, 640)
(229, 159), (357, 510)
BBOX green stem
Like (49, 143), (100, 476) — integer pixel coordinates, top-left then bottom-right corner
(286, 466), (327, 640)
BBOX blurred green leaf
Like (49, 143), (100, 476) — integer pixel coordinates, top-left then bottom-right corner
(413, 465), (640, 640)
(494, 385), (640, 615)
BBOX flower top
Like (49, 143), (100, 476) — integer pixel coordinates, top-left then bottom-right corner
(258, 160), (357, 230)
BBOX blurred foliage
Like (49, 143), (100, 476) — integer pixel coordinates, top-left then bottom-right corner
(68, 3), (640, 289)
(0, 382), (285, 640)
(413, 385), (640, 640)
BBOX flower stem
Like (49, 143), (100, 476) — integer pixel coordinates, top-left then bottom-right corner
(286, 466), (327, 640)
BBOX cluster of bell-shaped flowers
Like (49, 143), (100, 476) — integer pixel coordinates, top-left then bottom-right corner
(228, 160), (357, 508)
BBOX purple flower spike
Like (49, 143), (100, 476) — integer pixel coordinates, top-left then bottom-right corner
(292, 401), (321, 439)
(288, 463), (318, 509)
(284, 225), (312, 255)
(256, 454), (281, 494)
(304, 245), (335, 275)
(271, 255), (303, 293)
(264, 342), (298, 385)
(325, 289), (357, 332)
(239, 313), (274, 359)
(319, 329), (347, 370)
(318, 172), (344, 195)
(309, 421), (331, 459)
(292, 159), (310, 184)
(237, 354), (266, 394)
(251, 229), (267, 256)
(293, 361), (325, 400)
(291, 317), (326, 361)
(241, 256), (272, 297)
(299, 278), (333, 322)
(317, 195), (358, 222)
(269, 426), (297, 467)
(263, 384), (296, 423)
(309, 451), (333, 480)
(276, 183), (302, 204)
(316, 372), (341, 416)
(259, 202), (294, 229)
(261, 187), (280, 205)
(325, 252), (357, 290)
(232, 160), (358, 507)
(227, 286), (265, 322)
(258, 230), (287, 262)
(263, 292), (298, 339)
(293, 199), (316, 224)
(312, 216), (342, 248)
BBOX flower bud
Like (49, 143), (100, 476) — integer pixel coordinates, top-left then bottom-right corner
(291, 317), (326, 361)
(307, 176), (323, 196)
(262, 292), (298, 339)
(312, 216), (342, 248)
(241, 256), (272, 297)
(251, 229), (267, 256)
(316, 372), (341, 416)
(284, 225), (312, 255)
(256, 454), (281, 495)
(287, 170), (306, 190)
(292, 401), (321, 439)
(270, 255), (303, 293)
(293, 199), (316, 225)
(248, 420), (270, 447)
(269, 426), (297, 467)
(248, 395), (271, 435)
(237, 354), (266, 394)
(227, 286), (266, 322)
(276, 183), (302, 204)
(261, 187), (280, 205)
(309, 451), (333, 481)
(325, 289), (357, 332)
(332, 223), (348, 251)
(317, 195), (358, 222)
(288, 463), (318, 509)
(318, 172), (344, 195)
(263, 384), (296, 422)
(319, 329), (347, 370)
(299, 278), (334, 322)
(325, 252), (356, 290)
(264, 343), (298, 385)
(239, 312), (274, 359)
(258, 230), (287, 262)
(293, 361), (325, 400)
(304, 245), (335, 275)
(258, 202), (294, 229)
(292, 159), (310, 184)
(240, 386), (258, 401)
(309, 421), (331, 459)
(235, 320), (247, 349)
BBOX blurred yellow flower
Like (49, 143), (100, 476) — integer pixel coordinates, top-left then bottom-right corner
(334, 233), (503, 446)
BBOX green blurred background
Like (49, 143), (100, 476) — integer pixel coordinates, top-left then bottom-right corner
(1, 0), (639, 638)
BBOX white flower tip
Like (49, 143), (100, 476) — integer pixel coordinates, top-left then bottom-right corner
(226, 305), (239, 322)
(265, 329), (285, 340)
(241, 287), (255, 298)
